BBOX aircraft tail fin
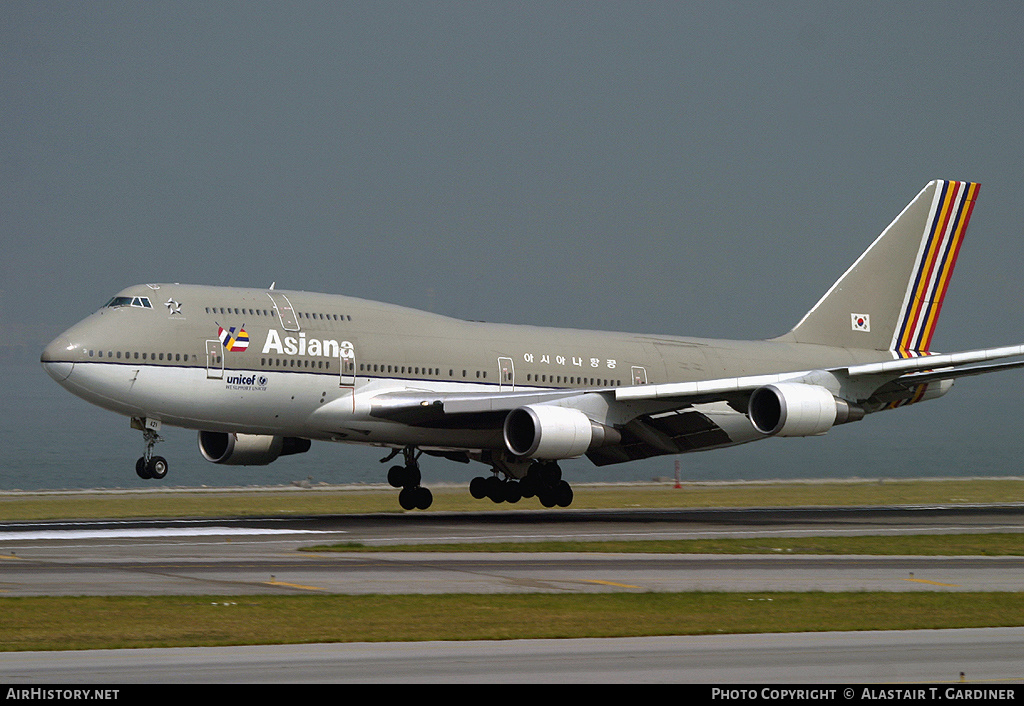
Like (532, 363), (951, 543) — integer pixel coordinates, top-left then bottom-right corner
(778, 180), (980, 355)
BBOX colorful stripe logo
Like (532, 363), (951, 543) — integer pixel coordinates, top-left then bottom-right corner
(891, 181), (979, 358)
(886, 383), (930, 410)
(217, 324), (250, 352)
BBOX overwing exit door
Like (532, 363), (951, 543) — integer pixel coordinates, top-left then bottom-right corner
(498, 356), (514, 391)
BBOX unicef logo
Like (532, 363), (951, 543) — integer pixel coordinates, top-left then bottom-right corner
(258, 376), (268, 386)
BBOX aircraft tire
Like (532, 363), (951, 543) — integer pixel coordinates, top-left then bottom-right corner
(469, 476), (488, 499)
(387, 465), (405, 488)
(146, 456), (168, 480)
(488, 478), (507, 503)
(519, 475), (536, 498)
(540, 462), (561, 486)
(504, 480), (522, 504)
(554, 480), (573, 508)
(399, 486), (432, 511)
(414, 486), (433, 510)
(135, 457), (151, 480)
(398, 486), (417, 510)
(404, 464), (421, 488)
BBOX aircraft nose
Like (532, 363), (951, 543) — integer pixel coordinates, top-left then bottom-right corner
(41, 336), (75, 382)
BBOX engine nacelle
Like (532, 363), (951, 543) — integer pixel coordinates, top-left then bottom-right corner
(198, 431), (311, 466)
(503, 405), (620, 459)
(748, 382), (863, 437)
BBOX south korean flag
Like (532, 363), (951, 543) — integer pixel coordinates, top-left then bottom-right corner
(851, 313), (871, 332)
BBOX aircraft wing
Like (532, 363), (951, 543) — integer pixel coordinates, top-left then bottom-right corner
(371, 342), (1024, 417)
(361, 343), (1024, 465)
(613, 343), (1024, 403)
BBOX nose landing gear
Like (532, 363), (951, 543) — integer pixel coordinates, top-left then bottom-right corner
(135, 426), (168, 480)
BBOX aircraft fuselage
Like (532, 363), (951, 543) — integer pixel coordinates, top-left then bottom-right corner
(42, 282), (895, 450)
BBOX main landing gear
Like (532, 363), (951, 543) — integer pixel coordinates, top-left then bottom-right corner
(384, 446), (433, 510)
(382, 450), (573, 511)
(135, 428), (169, 480)
(470, 461), (574, 508)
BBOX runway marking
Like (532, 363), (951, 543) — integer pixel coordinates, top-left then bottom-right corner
(902, 578), (960, 587)
(263, 579), (327, 591)
(584, 579), (642, 589)
(0, 528), (331, 541)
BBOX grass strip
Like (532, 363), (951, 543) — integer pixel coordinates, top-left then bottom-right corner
(1, 478), (1022, 520)
(304, 533), (1024, 555)
(2, 592), (1023, 652)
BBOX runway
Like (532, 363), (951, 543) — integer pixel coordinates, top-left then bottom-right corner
(2, 505), (1023, 596)
(2, 504), (1023, 682)
(4, 629), (1024, 683)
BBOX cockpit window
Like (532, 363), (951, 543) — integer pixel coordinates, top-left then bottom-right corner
(105, 296), (153, 309)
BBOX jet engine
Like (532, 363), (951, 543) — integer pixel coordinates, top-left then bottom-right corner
(198, 431), (312, 466)
(503, 405), (620, 459)
(748, 382), (864, 437)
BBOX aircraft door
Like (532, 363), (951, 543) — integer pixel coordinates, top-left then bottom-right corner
(631, 366), (648, 385)
(339, 340), (355, 387)
(498, 356), (514, 391)
(206, 340), (224, 379)
(266, 292), (300, 331)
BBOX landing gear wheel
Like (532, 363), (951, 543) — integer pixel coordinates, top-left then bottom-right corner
(470, 476), (488, 499)
(519, 474), (537, 499)
(504, 480), (522, 504)
(554, 480), (573, 508)
(146, 456), (168, 480)
(540, 462), (561, 486)
(414, 486), (433, 510)
(387, 465), (405, 489)
(399, 487), (416, 510)
(523, 461), (572, 508)
(389, 447), (432, 510)
(399, 486), (433, 511)
(135, 426), (166, 481)
(485, 475), (505, 503)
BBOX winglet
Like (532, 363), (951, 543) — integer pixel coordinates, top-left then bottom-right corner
(778, 180), (980, 355)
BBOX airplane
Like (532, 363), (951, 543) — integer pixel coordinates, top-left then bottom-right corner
(40, 180), (1024, 510)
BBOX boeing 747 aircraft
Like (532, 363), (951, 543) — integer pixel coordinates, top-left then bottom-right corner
(41, 181), (1024, 509)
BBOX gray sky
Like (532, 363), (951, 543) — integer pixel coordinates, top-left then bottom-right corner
(4, 2), (1024, 484)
